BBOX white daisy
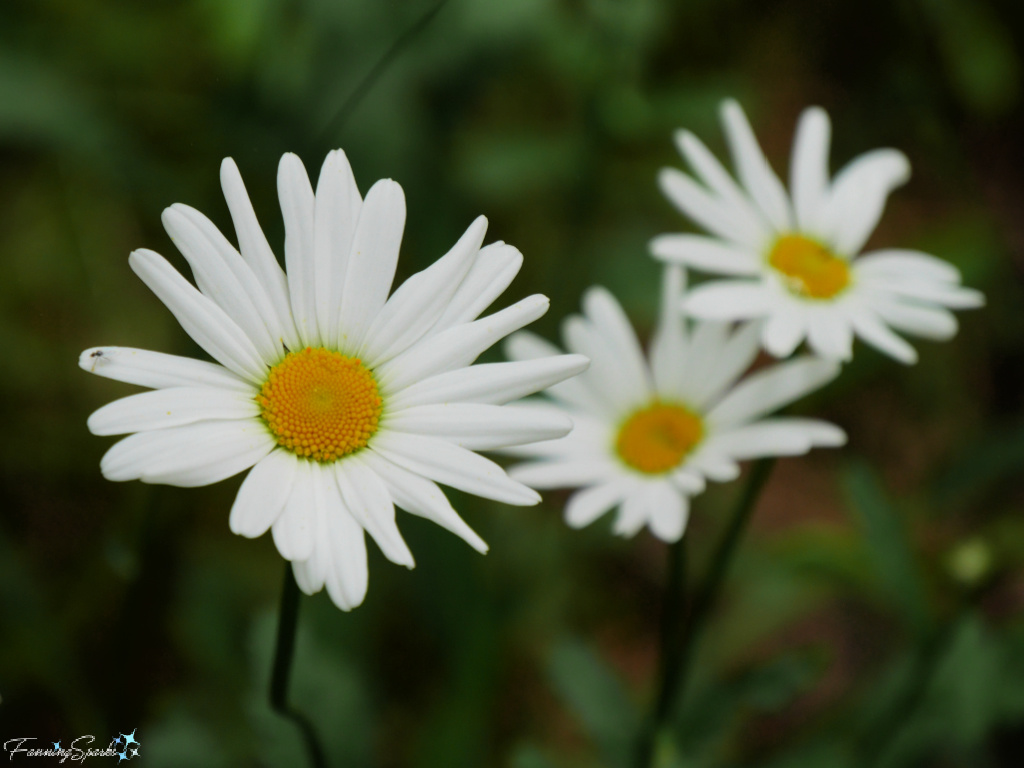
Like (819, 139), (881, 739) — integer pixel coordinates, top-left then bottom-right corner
(80, 150), (588, 610)
(651, 99), (984, 364)
(502, 266), (846, 542)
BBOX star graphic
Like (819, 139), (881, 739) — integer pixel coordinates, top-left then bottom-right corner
(53, 742), (61, 751)
(123, 729), (139, 746)
(113, 735), (122, 745)
(129, 746), (140, 759)
(117, 750), (128, 762)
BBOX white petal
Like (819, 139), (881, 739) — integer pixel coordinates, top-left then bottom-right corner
(496, 409), (610, 460)
(360, 450), (487, 553)
(822, 149), (910, 256)
(670, 470), (706, 495)
(564, 478), (633, 529)
(101, 419), (274, 486)
(432, 242), (523, 333)
(335, 456), (414, 568)
(684, 280), (773, 320)
(361, 216), (485, 366)
(720, 100), (794, 232)
(648, 482), (689, 542)
(867, 280), (985, 310)
(867, 296), (958, 340)
(563, 315), (647, 413)
(337, 179), (406, 352)
(650, 234), (761, 275)
(278, 153), (318, 346)
(582, 286), (652, 401)
(162, 204), (282, 363)
(322, 486), (369, 610)
(673, 129), (772, 243)
(707, 418), (846, 461)
(370, 431), (540, 506)
(658, 168), (767, 249)
(229, 448), (297, 538)
(707, 356), (840, 428)
(613, 487), (651, 538)
(504, 331), (610, 416)
(684, 449), (741, 482)
(651, 264), (688, 398)
(804, 306), (854, 362)
(88, 386), (260, 435)
(508, 458), (619, 490)
(790, 106), (831, 235)
(220, 158), (300, 351)
(853, 249), (962, 283)
(376, 295), (549, 394)
(848, 308), (918, 364)
(677, 319), (728, 397)
(388, 354), (590, 410)
(761, 300), (807, 359)
(682, 321), (762, 409)
(78, 347), (253, 393)
(272, 459), (316, 561)
(313, 150), (362, 343)
(362, 217), (485, 366)
(129, 249), (268, 382)
(385, 403), (572, 451)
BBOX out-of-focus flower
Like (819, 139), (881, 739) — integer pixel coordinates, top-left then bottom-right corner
(502, 266), (845, 542)
(651, 100), (984, 364)
(81, 151), (588, 610)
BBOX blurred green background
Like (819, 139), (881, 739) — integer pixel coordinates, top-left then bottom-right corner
(2, 0), (1024, 766)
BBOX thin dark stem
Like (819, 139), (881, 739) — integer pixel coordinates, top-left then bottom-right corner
(316, 0), (451, 148)
(271, 564), (327, 768)
(635, 458), (776, 768)
(676, 458), (776, 695)
(635, 537), (688, 768)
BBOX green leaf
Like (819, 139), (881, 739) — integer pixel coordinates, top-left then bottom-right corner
(841, 463), (931, 635)
(546, 637), (639, 767)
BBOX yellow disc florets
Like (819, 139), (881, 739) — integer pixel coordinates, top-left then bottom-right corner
(258, 347), (382, 462)
(768, 234), (850, 299)
(616, 402), (704, 475)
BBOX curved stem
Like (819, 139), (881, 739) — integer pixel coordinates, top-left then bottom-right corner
(635, 458), (776, 768)
(271, 564), (327, 768)
(316, 0), (451, 148)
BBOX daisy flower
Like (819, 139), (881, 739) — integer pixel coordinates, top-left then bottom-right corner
(503, 266), (845, 542)
(651, 99), (984, 364)
(80, 151), (588, 610)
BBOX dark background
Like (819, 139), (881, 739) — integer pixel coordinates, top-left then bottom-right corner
(2, 0), (1023, 766)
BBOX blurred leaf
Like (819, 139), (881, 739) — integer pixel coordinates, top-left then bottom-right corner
(918, 0), (1021, 116)
(142, 708), (230, 768)
(932, 419), (1024, 511)
(546, 637), (639, 768)
(508, 743), (560, 768)
(841, 463), (931, 635)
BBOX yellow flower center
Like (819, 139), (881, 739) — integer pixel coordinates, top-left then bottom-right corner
(258, 347), (382, 462)
(768, 234), (850, 299)
(616, 403), (704, 474)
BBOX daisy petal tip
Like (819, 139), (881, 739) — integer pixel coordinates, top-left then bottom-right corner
(78, 347), (108, 374)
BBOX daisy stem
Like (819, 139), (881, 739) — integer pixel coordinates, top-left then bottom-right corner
(635, 535), (688, 767)
(637, 458), (775, 768)
(270, 564), (327, 768)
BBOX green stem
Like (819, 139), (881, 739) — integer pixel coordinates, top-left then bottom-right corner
(317, 0), (451, 147)
(271, 564), (327, 768)
(635, 537), (688, 768)
(635, 458), (776, 768)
